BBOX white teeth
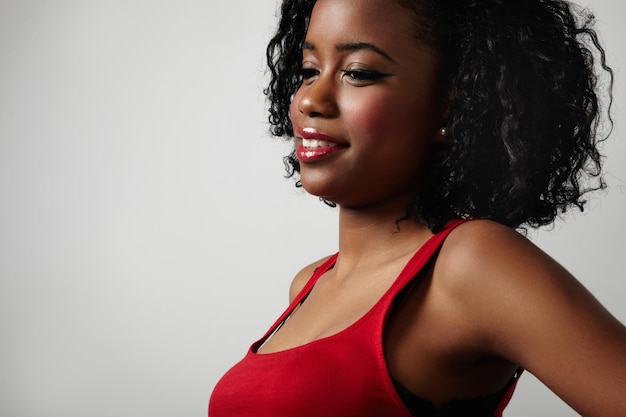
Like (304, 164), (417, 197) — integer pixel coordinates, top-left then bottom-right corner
(302, 138), (335, 149)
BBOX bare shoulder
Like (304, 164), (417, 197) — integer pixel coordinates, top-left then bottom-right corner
(435, 219), (554, 292)
(443, 218), (540, 260)
(289, 255), (335, 303)
(434, 218), (583, 324)
(435, 219), (626, 416)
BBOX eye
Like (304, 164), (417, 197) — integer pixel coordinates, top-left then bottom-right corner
(299, 67), (319, 81)
(341, 68), (392, 82)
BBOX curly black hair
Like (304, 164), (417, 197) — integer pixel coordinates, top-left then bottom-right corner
(265, 0), (613, 232)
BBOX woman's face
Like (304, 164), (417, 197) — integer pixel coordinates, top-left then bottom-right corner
(289, 0), (445, 210)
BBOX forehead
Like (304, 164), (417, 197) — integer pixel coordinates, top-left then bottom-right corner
(306, 0), (418, 49)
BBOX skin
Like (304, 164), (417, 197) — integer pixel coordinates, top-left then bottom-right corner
(257, 0), (626, 415)
(288, 0), (446, 210)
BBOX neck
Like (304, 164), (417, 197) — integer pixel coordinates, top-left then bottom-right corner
(334, 203), (433, 272)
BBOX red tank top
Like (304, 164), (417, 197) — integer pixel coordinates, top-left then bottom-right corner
(209, 220), (520, 416)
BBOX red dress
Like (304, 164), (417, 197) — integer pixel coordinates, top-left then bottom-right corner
(209, 220), (521, 416)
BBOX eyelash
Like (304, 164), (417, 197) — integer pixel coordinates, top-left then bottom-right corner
(341, 69), (391, 81)
(299, 67), (391, 82)
(300, 68), (319, 80)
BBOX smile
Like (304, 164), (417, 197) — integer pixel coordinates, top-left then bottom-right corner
(302, 138), (338, 149)
(295, 126), (344, 145)
(294, 126), (347, 162)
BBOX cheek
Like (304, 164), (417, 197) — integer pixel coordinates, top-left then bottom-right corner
(342, 91), (433, 140)
(343, 92), (393, 131)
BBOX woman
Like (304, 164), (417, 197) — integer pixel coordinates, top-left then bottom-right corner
(209, 0), (626, 415)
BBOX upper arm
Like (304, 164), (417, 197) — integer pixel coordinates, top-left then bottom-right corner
(288, 255), (334, 303)
(439, 220), (626, 417)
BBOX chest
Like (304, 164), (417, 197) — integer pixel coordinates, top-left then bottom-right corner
(256, 257), (411, 354)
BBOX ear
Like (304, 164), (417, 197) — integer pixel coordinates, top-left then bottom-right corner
(435, 126), (450, 144)
(434, 89), (455, 144)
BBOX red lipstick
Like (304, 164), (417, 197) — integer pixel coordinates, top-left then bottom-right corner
(295, 127), (345, 163)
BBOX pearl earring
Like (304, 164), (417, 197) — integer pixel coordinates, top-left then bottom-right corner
(439, 127), (449, 137)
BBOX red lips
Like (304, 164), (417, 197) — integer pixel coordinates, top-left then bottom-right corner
(295, 126), (346, 162)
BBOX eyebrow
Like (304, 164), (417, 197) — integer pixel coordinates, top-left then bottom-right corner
(303, 41), (397, 63)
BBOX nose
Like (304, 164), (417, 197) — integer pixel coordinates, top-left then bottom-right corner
(296, 74), (339, 118)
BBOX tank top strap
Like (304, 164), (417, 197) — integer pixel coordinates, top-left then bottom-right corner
(254, 219), (470, 348)
(381, 218), (471, 302)
(256, 253), (339, 344)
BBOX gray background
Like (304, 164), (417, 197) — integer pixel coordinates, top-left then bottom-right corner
(1, 1), (624, 416)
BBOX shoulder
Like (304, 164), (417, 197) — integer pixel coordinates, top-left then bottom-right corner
(436, 219), (554, 288)
(433, 218), (621, 359)
(434, 221), (626, 416)
(289, 255), (335, 303)
(431, 219), (573, 349)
